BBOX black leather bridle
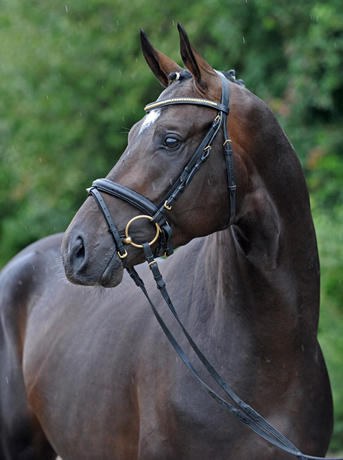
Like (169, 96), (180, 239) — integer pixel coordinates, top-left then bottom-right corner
(86, 72), (340, 460)
(88, 72), (235, 260)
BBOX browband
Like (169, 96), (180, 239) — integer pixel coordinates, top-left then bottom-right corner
(145, 97), (230, 114)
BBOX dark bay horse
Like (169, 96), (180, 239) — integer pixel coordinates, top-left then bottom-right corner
(0, 25), (334, 459)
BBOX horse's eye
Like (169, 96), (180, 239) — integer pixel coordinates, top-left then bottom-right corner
(163, 137), (180, 149)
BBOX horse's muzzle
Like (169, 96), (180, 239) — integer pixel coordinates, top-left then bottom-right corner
(61, 231), (124, 288)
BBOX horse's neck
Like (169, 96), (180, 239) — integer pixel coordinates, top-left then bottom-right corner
(220, 91), (320, 333)
(186, 90), (320, 354)
(200, 171), (320, 353)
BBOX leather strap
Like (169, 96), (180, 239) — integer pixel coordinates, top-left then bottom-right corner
(154, 110), (223, 213)
(88, 187), (127, 259)
(217, 72), (236, 225)
(90, 179), (160, 217)
(88, 179), (174, 257)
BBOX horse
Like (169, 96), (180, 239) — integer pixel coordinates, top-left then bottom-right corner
(0, 24), (334, 460)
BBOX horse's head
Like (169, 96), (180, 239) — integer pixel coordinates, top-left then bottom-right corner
(62, 24), (249, 287)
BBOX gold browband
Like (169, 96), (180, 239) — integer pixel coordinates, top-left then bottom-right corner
(144, 97), (219, 112)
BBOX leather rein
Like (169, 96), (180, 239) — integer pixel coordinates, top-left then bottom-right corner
(87, 73), (340, 460)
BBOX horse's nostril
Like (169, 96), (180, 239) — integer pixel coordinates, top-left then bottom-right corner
(73, 236), (86, 270)
(75, 238), (85, 259)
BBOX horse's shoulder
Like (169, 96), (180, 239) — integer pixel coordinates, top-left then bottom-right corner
(0, 234), (64, 315)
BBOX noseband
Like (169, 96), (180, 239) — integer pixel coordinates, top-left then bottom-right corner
(86, 73), (337, 460)
(87, 72), (235, 259)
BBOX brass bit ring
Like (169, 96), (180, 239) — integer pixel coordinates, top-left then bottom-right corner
(123, 215), (161, 248)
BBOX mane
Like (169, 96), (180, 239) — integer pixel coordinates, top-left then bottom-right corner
(169, 69), (245, 87)
(221, 69), (245, 87)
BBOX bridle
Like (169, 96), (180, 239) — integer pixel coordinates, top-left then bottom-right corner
(86, 73), (340, 460)
(88, 72), (235, 260)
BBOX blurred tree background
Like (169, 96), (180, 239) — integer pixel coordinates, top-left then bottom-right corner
(0, 0), (342, 452)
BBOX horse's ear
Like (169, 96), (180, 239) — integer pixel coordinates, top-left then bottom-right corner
(140, 30), (183, 88)
(177, 23), (217, 90)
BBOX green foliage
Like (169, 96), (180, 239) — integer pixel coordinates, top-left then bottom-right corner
(314, 203), (343, 452)
(0, 0), (342, 450)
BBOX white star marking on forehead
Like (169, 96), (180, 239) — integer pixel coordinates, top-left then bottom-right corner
(138, 109), (161, 135)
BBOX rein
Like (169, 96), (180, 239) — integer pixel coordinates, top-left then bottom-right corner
(87, 73), (341, 460)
